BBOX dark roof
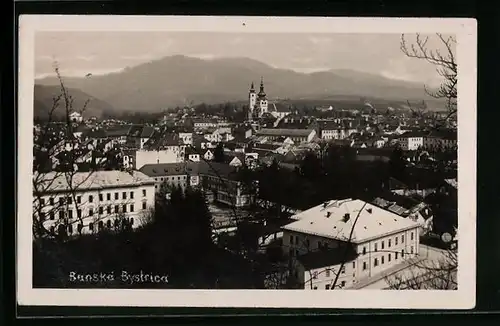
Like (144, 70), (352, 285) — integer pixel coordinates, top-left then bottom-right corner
(128, 125), (144, 138)
(143, 132), (181, 149)
(253, 143), (281, 151)
(268, 102), (291, 113)
(297, 246), (359, 270)
(104, 125), (131, 137)
(256, 128), (315, 137)
(198, 161), (240, 180)
(140, 126), (155, 138)
(139, 162), (200, 177)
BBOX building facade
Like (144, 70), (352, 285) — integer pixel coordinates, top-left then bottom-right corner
(33, 170), (156, 236)
(281, 199), (421, 289)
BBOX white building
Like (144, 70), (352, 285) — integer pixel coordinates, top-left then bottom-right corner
(282, 198), (421, 290)
(69, 111), (83, 123)
(33, 170), (156, 236)
(398, 131), (426, 151)
(135, 146), (185, 170)
(178, 132), (193, 145)
(256, 128), (317, 143)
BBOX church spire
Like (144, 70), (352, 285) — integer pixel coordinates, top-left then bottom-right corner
(250, 82), (255, 92)
(258, 76), (266, 98)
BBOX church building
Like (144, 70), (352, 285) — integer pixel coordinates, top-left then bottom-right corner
(248, 77), (269, 120)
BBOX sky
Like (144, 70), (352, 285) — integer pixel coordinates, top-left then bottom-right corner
(34, 32), (455, 87)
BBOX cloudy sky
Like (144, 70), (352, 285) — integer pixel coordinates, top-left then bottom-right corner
(35, 32), (454, 86)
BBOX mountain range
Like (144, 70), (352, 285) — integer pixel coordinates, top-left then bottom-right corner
(34, 55), (445, 117)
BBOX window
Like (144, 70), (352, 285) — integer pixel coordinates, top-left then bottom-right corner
(411, 246), (414, 254)
(402, 235), (405, 242)
(114, 219), (119, 228)
(142, 201), (147, 210)
(362, 247), (366, 255)
(107, 193), (111, 201)
(325, 284), (330, 290)
(77, 209), (82, 218)
(381, 241), (385, 250)
(107, 206), (111, 214)
(130, 192), (134, 199)
(313, 271), (318, 279)
(313, 286), (318, 290)
(388, 254), (391, 262)
(68, 210), (73, 219)
(89, 223), (94, 231)
(115, 205), (119, 213)
(142, 189), (146, 197)
(388, 239), (391, 247)
(59, 210), (64, 219)
(411, 232), (414, 240)
(123, 204), (127, 213)
(67, 196), (72, 204)
(68, 224), (73, 235)
(39, 212), (46, 220)
(88, 195), (93, 203)
(122, 192), (126, 200)
(130, 204), (134, 212)
(325, 269), (330, 277)
(77, 196), (81, 204)
(341, 266), (346, 274)
(99, 194), (103, 201)
(401, 249), (405, 258)
(107, 220), (112, 228)
(374, 243), (378, 252)
(59, 197), (65, 205)
(374, 258), (379, 267)
(99, 207), (103, 215)
(381, 256), (385, 264)
(115, 192), (119, 200)
(395, 252), (398, 260)
(89, 208), (93, 217)
(395, 237), (398, 245)
(40, 198), (45, 206)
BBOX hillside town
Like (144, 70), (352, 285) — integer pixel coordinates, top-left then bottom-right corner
(33, 77), (458, 290)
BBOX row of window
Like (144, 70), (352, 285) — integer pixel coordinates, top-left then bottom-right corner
(41, 189), (148, 206)
(361, 247), (414, 270)
(312, 263), (352, 279)
(312, 281), (346, 290)
(41, 202), (147, 221)
(361, 232), (414, 255)
(52, 218), (135, 235)
(155, 176), (186, 182)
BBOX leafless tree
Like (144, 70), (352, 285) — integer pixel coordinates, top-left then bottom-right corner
(384, 246), (457, 290)
(32, 63), (135, 241)
(400, 33), (457, 125)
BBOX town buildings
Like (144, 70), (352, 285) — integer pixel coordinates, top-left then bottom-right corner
(33, 170), (156, 236)
(281, 199), (421, 289)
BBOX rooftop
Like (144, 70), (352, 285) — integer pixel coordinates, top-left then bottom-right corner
(33, 170), (155, 194)
(283, 199), (419, 244)
(257, 128), (315, 137)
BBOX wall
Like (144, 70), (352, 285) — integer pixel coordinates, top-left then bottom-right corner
(283, 226), (420, 289)
(135, 147), (184, 169)
(36, 183), (156, 236)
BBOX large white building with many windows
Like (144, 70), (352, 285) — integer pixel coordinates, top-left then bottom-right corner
(33, 170), (156, 236)
(281, 198), (421, 290)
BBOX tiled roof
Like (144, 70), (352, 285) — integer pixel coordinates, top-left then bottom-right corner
(283, 199), (419, 243)
(33, 170), (155, 193)
(257, 128), (314, 137)
(139, 162), (199, 177)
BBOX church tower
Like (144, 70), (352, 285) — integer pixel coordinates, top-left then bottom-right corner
(257, 77), (268, 115)
(248, 82), (257, 120)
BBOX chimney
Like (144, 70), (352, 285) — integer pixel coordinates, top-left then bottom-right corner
(323, 201), (329, 208)
(343, 213), (350, 222)
(326, 212), (331, 218)
(367, 208), (373, 214)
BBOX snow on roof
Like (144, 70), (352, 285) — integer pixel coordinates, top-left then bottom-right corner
(33, 170), (155, 194)
(283, 198), (419, 244)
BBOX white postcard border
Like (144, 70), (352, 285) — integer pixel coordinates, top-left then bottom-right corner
(17, 15), (477, 309)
